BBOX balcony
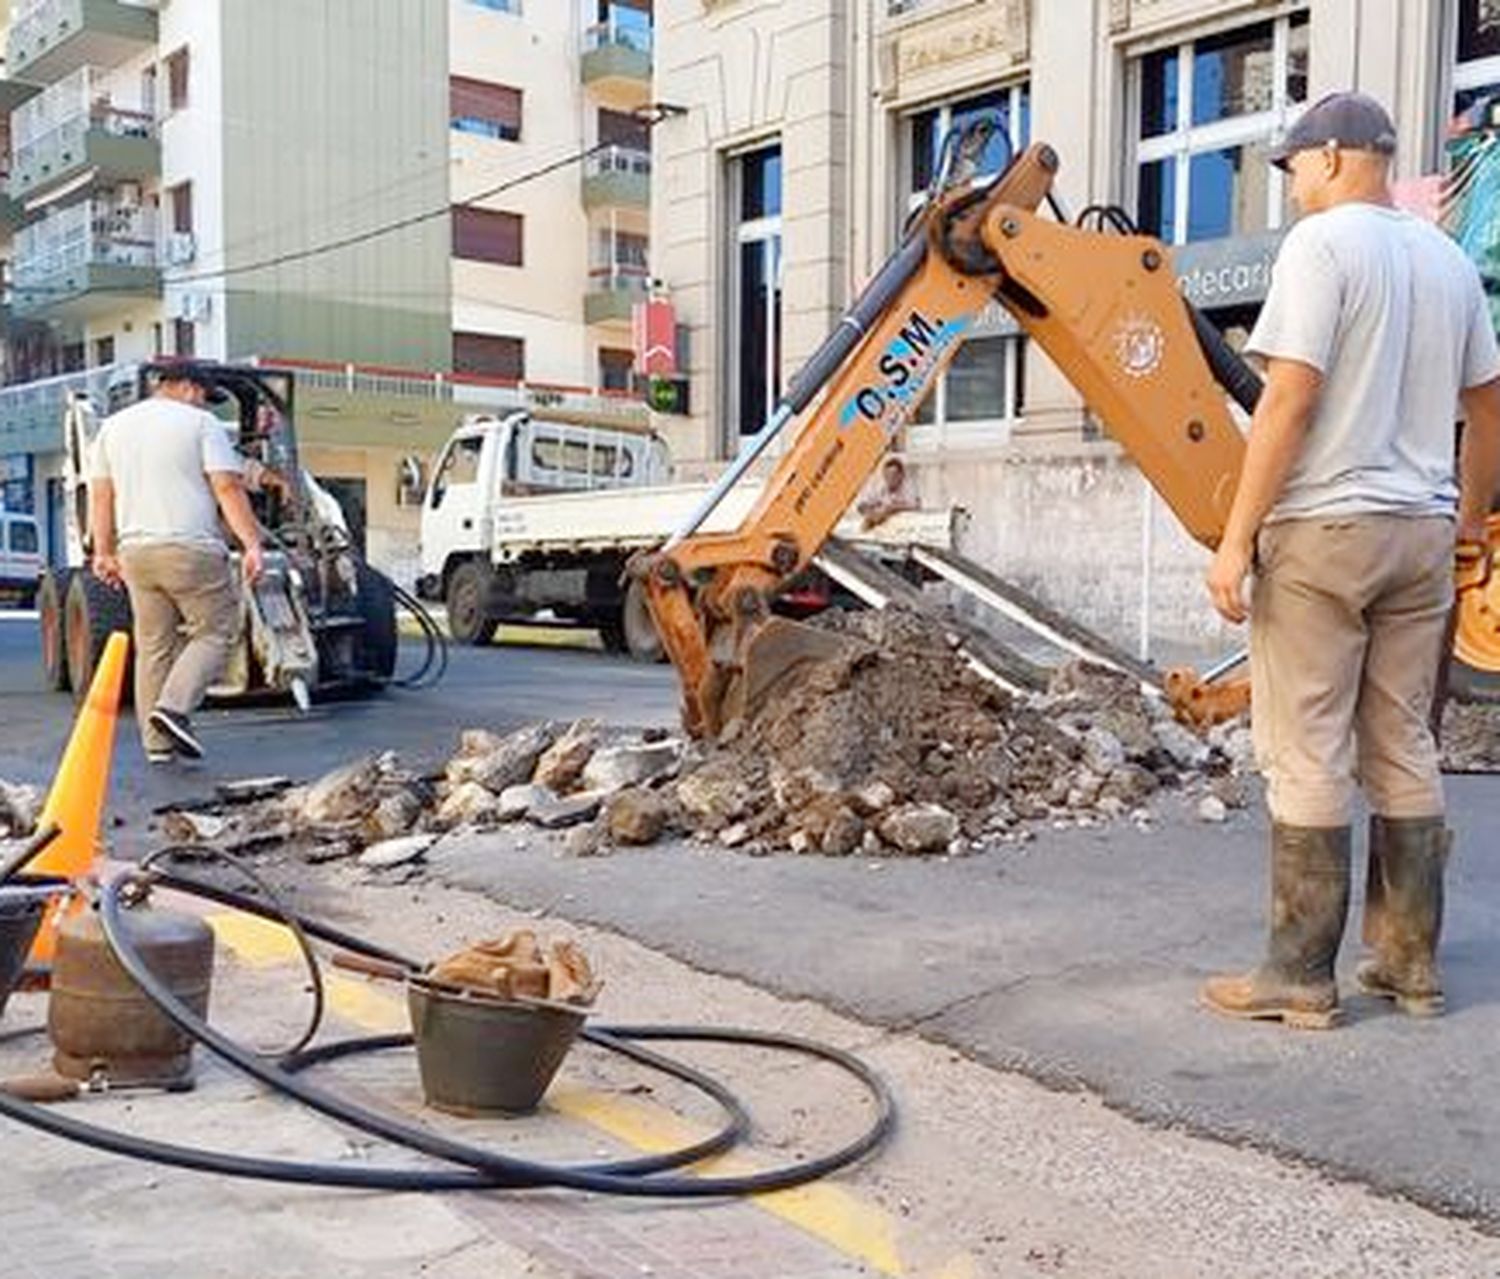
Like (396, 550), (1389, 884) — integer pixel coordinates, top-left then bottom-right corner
(10, 69), (157, 204)
(7, 0), (159, 84)
(581, 145), (650, 212)
(11, 197), (160, 320)
(581, 8), (652, 112)
(0, 365), (114, 455)
(585, 265), (649, 326)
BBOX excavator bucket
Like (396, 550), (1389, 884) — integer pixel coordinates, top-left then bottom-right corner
(716, 616), (860, 731)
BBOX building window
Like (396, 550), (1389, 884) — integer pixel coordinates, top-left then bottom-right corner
(904, 84), (1030, 443)
(598, 347), (634, 392)
(454, 332), (525, 381)
(468, 0), (522, 12)
(729, 144), (782, 439)
(173, 318), (195, 357)
(170, 182), (193, 235)
(453, 207), (523, 266)
(450, 77), (522, 142)
(907, 82), (1030, 198)
(1133, 11), (1308, 244)
(92, 336), (114, 367)
(1455, 0), (1500, 122)
(165, 47), (189, 112)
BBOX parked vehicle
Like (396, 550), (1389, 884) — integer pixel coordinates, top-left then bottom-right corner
(0, 510), (41, 606)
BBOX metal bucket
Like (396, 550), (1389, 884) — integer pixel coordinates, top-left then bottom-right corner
(407, 977), (587, 1116)
(0, 875), (68, 1018)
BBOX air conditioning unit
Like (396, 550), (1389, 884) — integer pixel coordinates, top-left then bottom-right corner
(171, 290), (210, 322)
(164, 230), (195, 266)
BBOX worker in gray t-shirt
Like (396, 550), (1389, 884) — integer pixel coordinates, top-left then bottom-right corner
(1200, 93), (1500, 1029)
(87, 363), (265, 762)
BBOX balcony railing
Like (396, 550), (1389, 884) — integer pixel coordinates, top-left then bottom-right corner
(581, 6), (652, 106)
(584, 9), (653, 56)
(7, 0), (159, 83)
(585, 264), (650, 325)
(10, 67), (157, 201)
(582, 144), (651, 210)
(11, 197), (160, 315)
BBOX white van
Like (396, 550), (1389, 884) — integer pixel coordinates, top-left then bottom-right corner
(0, 511), (41, 606)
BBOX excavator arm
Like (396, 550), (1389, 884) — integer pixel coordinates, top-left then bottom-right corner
(637, 141), (1259, 737)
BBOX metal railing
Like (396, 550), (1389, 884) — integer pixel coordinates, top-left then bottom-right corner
(583, 7), (652, 56)
(11, 69), (155, 186)
(13, 199), (159, 290)
(584, 144), (651, 180)
(8, 0), (158, 67)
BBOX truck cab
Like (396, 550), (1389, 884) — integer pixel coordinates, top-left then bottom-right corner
(420, 414), (670, 581)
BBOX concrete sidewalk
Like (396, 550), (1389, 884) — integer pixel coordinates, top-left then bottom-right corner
(429, 774), (1500, 1228)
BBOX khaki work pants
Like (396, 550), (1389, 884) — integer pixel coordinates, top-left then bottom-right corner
(120, 543), (240, 753)
(1250, 515), (1455, 827)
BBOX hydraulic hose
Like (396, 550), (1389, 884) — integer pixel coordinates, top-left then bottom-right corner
(0, 868), (895, 1199)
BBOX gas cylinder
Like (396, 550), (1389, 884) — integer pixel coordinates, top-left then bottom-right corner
(47, 897), (214, 1090)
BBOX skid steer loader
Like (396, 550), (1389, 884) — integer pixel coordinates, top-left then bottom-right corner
(37, 360), (398, 707)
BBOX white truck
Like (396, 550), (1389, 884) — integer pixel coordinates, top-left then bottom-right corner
(416, 413), (955, 660)
(0, 509), (42, 606)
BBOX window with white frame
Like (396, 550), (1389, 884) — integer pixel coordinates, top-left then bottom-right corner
(1454, 0), (1500, 123)
(1134, 10), (1308, 245)
(729, 144), (782, 440)
(903, 84), (1030, 445)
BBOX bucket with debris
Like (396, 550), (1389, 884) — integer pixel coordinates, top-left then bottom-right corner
(0, 876), (67, 1017)
(399, 930), (598, 1116)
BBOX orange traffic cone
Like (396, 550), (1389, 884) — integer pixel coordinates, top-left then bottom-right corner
(27, 631), (130, 963)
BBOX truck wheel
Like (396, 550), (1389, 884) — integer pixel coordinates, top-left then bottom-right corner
(356, 563), (399, 681)
(64, 570), (133, 704)
(620, 577), (665, 663)
(446, 561), (498, 647)
(38, 568), (74, 692)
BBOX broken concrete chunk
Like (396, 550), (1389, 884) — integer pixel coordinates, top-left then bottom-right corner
(0, 781), (40, 837)
(434, 782), (501, 829)
(214, 776), (294, 805)
(159, 810), (229, 844)
(1081, 727), (1126, 776)
(497, 783), (554, 822)
(365, 788), (426, 841)
(448, 723), (559, 792)
(582, 739), (684, 793)
(1153, 719), (1212, 771)
(563, 821), (608, 858)
(358, 834), (436, 869)
(674, 763), (752, 829)
(529, 791), (605, 830)
(718, 822), (752, 848)
(852, 781), (897, 816)
(1197, 794), (1229, 824)
(533, 719), (600, 792)
(299, 757), (383, 825)
(879, 803), (960, 854)
(607, 788), (670, 846)
(1208, 773), (1248, 811)
(455, 728), (506, 759)
(820, 806), (864, 856)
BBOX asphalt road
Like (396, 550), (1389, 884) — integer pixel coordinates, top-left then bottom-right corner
(4, 607), (1500, 1232)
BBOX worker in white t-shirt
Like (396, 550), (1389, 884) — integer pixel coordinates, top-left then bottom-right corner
(87, 363), (265, 762)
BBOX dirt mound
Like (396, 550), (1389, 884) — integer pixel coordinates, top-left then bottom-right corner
(675, 608), (1225, 857)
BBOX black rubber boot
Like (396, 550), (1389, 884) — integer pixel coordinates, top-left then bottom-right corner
(1201, 824), (1352, 1030)
(1358, 815), (1449, 1017)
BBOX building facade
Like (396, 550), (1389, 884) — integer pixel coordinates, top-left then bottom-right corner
(652, 0), (1487, 661)
(0, 0), (655, 578)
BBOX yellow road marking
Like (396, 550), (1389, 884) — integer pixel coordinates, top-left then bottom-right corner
(207, 911), (927, 1276)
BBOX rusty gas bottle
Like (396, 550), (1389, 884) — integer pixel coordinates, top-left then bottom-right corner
(48, 893), (214, 1090)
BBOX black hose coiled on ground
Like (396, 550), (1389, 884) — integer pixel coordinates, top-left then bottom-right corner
(0, 865), (895, 1198)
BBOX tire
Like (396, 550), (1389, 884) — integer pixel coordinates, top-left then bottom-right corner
(445, 560), (499, 647)
(64, 569), (134, 704)
(598, 616), (628, 654)
(355, 563), (398, 681)
(38, 569), (74, 692)
(620, 577), (665, 663)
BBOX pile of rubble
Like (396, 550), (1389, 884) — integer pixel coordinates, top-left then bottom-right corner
(1441, 701), (1500, 772)
(0, 781), (40, 840)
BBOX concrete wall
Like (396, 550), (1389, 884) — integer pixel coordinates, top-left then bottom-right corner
(218, 0), (451, 369)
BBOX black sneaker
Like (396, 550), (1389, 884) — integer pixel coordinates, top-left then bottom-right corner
(148, 709), (204, 760)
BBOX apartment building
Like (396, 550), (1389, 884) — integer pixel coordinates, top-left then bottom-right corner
(652, 0), (1488, 660)
(0, 0), (655, 573)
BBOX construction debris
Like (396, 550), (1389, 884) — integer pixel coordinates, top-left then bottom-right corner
(1441, 702), (1500, 773)
(0, 781), (40, 839)
(428, 931), (598, 1005)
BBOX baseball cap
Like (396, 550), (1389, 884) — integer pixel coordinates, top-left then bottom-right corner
(1269, 92), (1397, 170)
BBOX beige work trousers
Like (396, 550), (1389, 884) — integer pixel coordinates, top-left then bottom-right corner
(120, 543), (239, 753)
(1250, 514), (1454, 827)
